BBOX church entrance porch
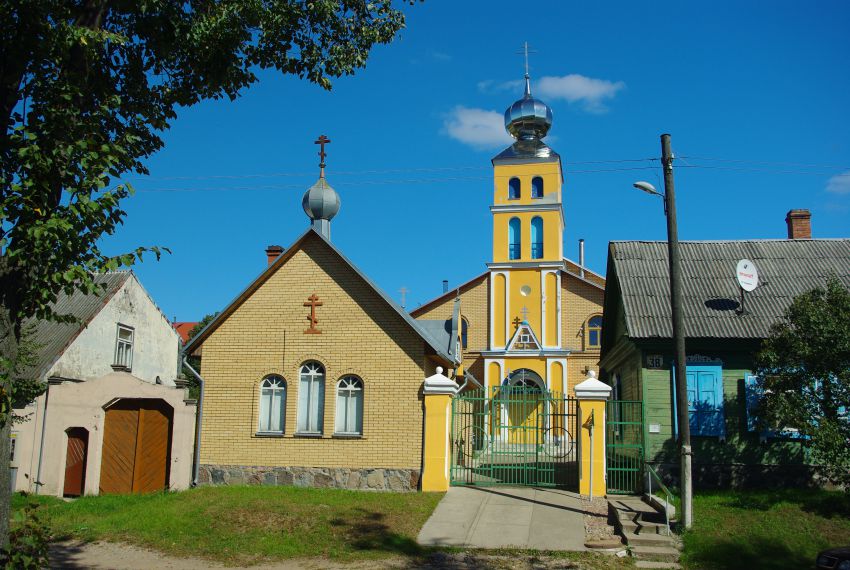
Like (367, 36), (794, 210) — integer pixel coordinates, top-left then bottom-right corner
(450, 386), (578, 489)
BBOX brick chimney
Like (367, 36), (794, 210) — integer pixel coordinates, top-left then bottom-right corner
(785, 209), (812, 239)
(265, 245), (284, 266)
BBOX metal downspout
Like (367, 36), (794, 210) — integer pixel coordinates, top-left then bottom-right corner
(182, 358), (205, 487)
(34, 381), (51, 493)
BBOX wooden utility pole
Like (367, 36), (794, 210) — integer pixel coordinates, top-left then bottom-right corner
(661, 133), (693, 528)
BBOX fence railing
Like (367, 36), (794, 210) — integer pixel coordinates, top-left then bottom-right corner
(645, 463), (672, 536)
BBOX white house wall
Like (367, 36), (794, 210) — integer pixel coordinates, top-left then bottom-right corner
(47, 275), (180, 385)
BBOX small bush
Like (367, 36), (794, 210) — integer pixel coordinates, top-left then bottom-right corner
(2, 493), (51, 570)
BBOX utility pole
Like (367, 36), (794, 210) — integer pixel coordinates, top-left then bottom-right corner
(661, 133), (693, 529)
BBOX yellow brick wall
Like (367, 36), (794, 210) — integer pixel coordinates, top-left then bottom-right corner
(199, 233), (428, 470)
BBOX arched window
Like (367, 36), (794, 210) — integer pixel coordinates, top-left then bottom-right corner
(297, 362), (325, 433)
(531, 176), (544, 198)
(258, 376), (286, 433)
(335, 376), (363, 435)
(587, 315), (603, 349)
(508, 218), (521, 260)
(461, 318), (469, 350)
(508, 177), (521, 200)
(531, 217), (543, 259)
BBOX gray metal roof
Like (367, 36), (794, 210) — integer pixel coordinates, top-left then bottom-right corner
(22, 272), (130, 380)
(610, 239), (850, 339)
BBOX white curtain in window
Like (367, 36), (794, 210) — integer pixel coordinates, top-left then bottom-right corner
(335, 376), (363, 434)
(298, 363), (325, 433)
(259, 376), (285, 432)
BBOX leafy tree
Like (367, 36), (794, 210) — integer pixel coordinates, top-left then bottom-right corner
(754, 276), (850, 487)
(0, 0), (408, 544)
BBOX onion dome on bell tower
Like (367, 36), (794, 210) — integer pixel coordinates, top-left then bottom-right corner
(302, 134), (340, 240)
(504, 74), (553, 142)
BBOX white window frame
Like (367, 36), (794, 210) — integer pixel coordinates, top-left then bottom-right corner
(114, 324), (134, 370)
(297, 362), (325, 434)
(258, 376), (286, 433)
(335, 376), (364, 436)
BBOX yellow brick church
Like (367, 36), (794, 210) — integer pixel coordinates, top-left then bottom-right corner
(186, 73), (605, 491)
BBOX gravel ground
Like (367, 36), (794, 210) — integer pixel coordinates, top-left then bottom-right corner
(49, 541), (628, 569)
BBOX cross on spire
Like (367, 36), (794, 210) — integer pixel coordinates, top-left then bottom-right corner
(314, 134), (331, 177)
(399, 286), (409, 309)
(517, 41), (537, 78)
(520, 306), (529, 321)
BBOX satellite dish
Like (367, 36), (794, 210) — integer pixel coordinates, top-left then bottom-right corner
(736, 259), (759, 292)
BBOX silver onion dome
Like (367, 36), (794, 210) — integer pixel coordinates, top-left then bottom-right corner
(504, 75), (553, 141)
(302, 177), (340, 222)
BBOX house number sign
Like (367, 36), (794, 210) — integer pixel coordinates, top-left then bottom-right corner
(646, 354), (664, 368)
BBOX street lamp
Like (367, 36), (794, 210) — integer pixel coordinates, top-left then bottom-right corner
(633, 133), (693, 529)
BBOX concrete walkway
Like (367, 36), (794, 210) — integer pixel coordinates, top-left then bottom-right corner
(417, 486), (587, 551)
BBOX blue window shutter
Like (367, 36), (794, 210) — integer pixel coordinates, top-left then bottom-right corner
(686, 370), (700, 435)
(675, 364), (724, 437)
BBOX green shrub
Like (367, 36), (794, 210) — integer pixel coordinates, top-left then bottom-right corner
(2, 494), (50, 570)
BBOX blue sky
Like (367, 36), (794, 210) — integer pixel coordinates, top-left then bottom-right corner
(109, 1), (850, 322)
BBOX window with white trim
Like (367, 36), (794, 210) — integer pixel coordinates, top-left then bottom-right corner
(335, 376), (363, 435)
(114, 324), (134, 370)
(258, 376), (286, 433)
(297, 362), (325, 434)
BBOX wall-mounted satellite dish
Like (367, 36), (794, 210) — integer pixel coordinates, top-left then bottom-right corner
(736, 259), (759, 292)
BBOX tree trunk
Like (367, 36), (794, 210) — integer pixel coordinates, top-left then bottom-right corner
(0, 257), (23, 547)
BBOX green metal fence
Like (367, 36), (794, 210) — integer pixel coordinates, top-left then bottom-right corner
(606, 400), (645, 494)
(450, 386), (578, 489)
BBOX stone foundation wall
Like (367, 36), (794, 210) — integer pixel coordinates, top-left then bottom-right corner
(197, 464), (421, 492)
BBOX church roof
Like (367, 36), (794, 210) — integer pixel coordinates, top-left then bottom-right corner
(184, 228), (457, 364)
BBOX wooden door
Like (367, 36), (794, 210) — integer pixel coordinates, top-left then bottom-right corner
(100, 399), (173, 494)
(63, 428), (88, 497)
(132, 401), (172, 493)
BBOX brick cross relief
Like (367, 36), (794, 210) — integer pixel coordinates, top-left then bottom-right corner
(304, 293), (323, 334)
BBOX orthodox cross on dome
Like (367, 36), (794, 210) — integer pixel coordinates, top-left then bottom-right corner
(520, 305), (529, 322)
(399, 286), (408, 309)
(314, 134), (331, 177)
(517, 41), (536, 77)
(304, 293), (323, 334)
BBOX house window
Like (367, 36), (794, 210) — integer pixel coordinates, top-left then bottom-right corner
(508, 217), (521, 260)
(258, 376), (286, 433)
(114, 324), (134, 370)
(531, 176), (543, 198)
(461, 318), (469, 350)
(508, 177), (521, 200)
(335, 376), (363, 435)
(297, 362), (325, 434)
(531, 216), (543, 259)
(586, 315), (603, 349)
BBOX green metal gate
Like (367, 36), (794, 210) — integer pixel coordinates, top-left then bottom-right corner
(606, 400), (645, 494)
(450, 386), (578, 488)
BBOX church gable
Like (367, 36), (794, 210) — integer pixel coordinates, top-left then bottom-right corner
(411, 273), (488, 352)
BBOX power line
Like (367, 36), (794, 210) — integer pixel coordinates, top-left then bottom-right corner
(679, 156), (850, 171)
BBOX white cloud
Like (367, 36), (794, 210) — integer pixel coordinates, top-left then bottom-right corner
(826, 171), (850, 194)
(443, 106), (513, 149)
(536, 74), (625, 114)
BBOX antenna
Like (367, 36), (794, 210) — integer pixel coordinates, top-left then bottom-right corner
(735, 259), (759, 315)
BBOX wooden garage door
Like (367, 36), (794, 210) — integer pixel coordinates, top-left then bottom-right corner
(100, 399), (173, 494)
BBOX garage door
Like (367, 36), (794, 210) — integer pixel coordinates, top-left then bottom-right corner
(100, 399), (173, 494)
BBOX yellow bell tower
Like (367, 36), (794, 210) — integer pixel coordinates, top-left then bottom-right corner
(484, 69), (569, 398)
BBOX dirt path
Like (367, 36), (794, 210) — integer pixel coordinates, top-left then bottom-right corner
(49, 541), (626, 569)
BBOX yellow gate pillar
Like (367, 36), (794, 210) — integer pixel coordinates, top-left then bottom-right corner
(421, 366), (459, 492)
(575, 370), (612, 498)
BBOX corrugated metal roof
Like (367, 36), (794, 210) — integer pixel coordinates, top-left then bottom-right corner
(22, 272), (130, 380)
(611, 239), (850, 339)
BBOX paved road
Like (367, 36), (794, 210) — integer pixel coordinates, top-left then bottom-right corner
(417, 486), (587, 551)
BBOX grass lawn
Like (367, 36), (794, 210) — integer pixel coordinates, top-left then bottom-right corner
(13, 487), (633, 568)
(682, 488), (850, 570)
(14, 486), (442, 565)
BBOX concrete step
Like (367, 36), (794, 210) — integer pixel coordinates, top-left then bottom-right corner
(635, 561), (682, 569)
(621, 530), (673, 547)
(631, 545), (681, 563)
